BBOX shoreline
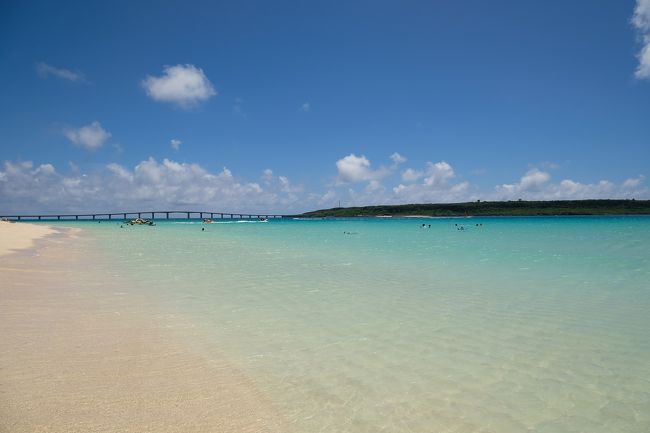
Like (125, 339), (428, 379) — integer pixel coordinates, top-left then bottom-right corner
(299, 199), (650, 218)
(291, 213), (650, 220)
(0, 223), (286, 432)
(0, 220), (57, 257)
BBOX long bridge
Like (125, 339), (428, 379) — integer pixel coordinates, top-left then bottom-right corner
(0, 211), (290, 221)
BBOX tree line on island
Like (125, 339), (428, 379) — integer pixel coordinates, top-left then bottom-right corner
(297, 199), (650, 218)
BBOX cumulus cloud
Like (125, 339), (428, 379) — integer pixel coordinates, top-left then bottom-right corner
(63, 121), (111, 150)
(401, 168), (423, 182)
(332, 156), (470, 204)
(363, 180), (384, 195)
(142, 64), (216, 107)
(35, 163), (56, 175)
(0, 161), (63, 212)
(278, 175), (303, 194)
(262, 168), (274, 183)
(390, 152), (407, 165)
(392, 161), (470, 203)
(400, 161), (456, 187)
(170, 138), (181, 150)
(495, 171), (647, 200)
(423, 161), (456, 187)
(36, 62), (86, 82)
(623, 175), (645, 188)
(634, 0), (650, 29)
(1, 157), (647, 215)
(633, 0), (650, 79)
(637, 41), (650, 79)
(0, 158), (306, 214)
(496, 169), (551, 196)
(338, 162), (648, 206)
(336, 154), (371, 183)
(392, 181), (470, 203)
(335, 154), (389, 184)
(313, 189), (338, 207)
(260, 168), (303, 194)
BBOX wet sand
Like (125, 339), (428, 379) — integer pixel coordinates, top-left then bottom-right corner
(0, 224), (285, 433)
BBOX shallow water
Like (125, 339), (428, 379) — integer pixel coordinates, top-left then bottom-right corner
(42, 216), (650, 432)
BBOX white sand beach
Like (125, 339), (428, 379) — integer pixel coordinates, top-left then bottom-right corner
(0, 221), (56, 257)
(0, 222), (286, 433)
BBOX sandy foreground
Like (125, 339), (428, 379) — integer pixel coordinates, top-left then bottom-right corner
(0, 223), (286, 433)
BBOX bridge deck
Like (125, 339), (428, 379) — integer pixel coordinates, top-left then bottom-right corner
(0, 211), (289, 221)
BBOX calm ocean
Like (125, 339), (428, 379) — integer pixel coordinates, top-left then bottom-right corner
(45, 216), (650, 432)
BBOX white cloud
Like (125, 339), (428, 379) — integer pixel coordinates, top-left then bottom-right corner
(278, 175), (303, 194)
(262, 168), (274, 183)
(390, 152), (407, 165)
(170, 139), (182, 150)
(494, 171), (647, 200)
(520, 169), (550, 190)
(316, 189), (338, 207)
(400, 161), (455, 185)
(554, 179), (615, 198)
(633, 0), (650, 79)
(423, 161), (456, 187)
(0, 158), (307, 214)
(332, 157), (469, 204)
(142, 64), (216, 107)
(63, 121), (111, 150)
(35, 163), (56, 175)
(392, 181), (470, 203)
(401, 168), (423, 182)
(335, 154), (388, 183)
(636, 43), (650, 79)
(365, 179), (383, 193)
(633, 0), (650, 32)
(107, 163), (133, 181)
(336, 154), (371, 183)
(623, 175), (645, 188)
(496, 169), (550, 196)
(260, 168), (302, 194)
(391, 161), (469, 203)
(36, 62), (85, 82)
(344, 163), (648, 206)
(1, 158), (647, 215)
(299, 102), (311, 112)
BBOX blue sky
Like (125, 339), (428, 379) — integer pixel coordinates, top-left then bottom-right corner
(1, 0), (649, 213)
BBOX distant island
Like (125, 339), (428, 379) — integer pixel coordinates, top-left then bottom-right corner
(298, 199), (650, 218)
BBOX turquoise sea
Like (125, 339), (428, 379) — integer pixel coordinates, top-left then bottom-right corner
(44, 216), (650, 432)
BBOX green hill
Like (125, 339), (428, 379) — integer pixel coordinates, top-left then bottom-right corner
(299, 200), (650, 218)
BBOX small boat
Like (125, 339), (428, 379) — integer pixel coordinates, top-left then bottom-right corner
(126, 218), (155, 226)
(203, 218), (214, 224)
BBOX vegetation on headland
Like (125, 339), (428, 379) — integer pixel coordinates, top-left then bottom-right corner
(298, 200), (650, 218)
